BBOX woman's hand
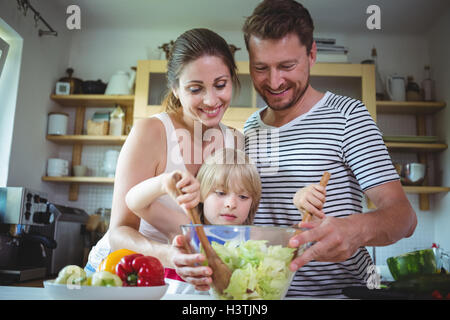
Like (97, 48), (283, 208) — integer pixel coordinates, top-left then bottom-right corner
(163, 170), (201, 210)
(171, 235), (212, 291)
(293, 184), (327, 221)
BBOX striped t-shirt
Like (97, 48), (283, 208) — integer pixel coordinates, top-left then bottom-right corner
(244, 91), (399, 298)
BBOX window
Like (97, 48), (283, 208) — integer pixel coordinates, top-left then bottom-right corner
(0, 36), (9, 78)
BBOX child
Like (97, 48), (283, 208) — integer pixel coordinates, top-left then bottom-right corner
(125, 148), (261, 293)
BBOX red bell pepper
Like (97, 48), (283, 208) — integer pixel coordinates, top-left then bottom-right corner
(115, 253), (165, 286)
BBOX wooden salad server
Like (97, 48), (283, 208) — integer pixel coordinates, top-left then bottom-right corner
(166, 172), (232, 294)
(293, 171), (331, 223)
(291, 172), (331, 257)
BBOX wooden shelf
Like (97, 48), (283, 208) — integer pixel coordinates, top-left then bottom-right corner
(47, 134), (127, 145)
(377, 101), (446, 114)
(42, 176), (114, 184)
(403, 186), (450, 194)
(385, 142), (448, 152)
(50, 94), (134, 108)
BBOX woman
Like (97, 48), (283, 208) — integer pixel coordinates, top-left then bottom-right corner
(85, 28), (242, 275)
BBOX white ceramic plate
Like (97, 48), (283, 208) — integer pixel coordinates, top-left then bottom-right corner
(43, 280), (168, 300)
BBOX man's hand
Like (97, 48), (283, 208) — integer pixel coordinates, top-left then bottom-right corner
(288, 216), (362, 271)
(171, 235), (212, 291)
(293, 184), (327, 221)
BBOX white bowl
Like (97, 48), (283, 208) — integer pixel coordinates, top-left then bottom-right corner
(43, 280), (168, 300)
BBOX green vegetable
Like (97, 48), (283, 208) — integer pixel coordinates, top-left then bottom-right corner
(91, 271), (123, 287)
(211, 240), (295, 300)
(387, 249), (437, 281)
(54, 265), (87, 286)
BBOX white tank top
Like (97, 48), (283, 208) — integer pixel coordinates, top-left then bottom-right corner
(86, 112), (239, 271)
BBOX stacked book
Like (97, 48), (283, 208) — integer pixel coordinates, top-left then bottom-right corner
(315, 38), (348, 63)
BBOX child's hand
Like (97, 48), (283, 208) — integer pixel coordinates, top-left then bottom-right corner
(293, 184), (326, 221)
(163, 170), (201, 210)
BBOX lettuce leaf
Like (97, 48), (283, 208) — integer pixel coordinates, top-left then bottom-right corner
(211, 240), (295, 300)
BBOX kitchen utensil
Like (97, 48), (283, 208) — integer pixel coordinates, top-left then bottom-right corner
(401, 163), (426, 186)
(386, 75), (406, 101)
(293, 171), (331, 223)
(105, 68), (136, 95)
(58, 68), (83, 94)
(181, 224), (309, 300)
(166, 172), (232, 295)
(47, 112), (68, 135)
(44, 280), (168, 300)
(47, 158), (69, 177)
(81, 79), (107, 94)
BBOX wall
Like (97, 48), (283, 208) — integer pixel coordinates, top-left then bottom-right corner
(428, 9), (450, 250)
(0, 1), (73, 195)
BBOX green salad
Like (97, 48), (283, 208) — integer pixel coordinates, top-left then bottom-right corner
(211, 240), (296, 300)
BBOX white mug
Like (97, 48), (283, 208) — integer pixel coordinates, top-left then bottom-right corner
(47, 158), (69, 177)
(386, 75), (406, 101)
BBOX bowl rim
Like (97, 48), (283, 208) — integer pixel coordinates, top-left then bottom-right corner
(180, 224), (305, 232)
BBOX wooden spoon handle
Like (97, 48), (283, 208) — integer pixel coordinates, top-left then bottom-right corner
(167, 173), (214, 256)
(302, 171), (331, 223)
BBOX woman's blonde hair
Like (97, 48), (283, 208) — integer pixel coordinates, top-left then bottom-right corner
(196, 148), (261, 225)
(161, 28), (240, 114)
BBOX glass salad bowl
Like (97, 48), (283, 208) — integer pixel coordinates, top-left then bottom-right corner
(180, 224), (311, 300)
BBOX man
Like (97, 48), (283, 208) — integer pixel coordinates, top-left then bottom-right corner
(172, 0), (417, 298)
(242, 0), (416, 298)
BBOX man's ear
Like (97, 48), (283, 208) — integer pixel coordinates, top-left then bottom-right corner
(309, 40), (317, 67)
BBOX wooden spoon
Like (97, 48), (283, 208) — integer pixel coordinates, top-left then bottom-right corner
(166, 172), (232, 294)
(293, 171), (331, 223)
(291, 172), (331, 257)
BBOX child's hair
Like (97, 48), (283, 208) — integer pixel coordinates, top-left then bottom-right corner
(196, 148), (261, 225)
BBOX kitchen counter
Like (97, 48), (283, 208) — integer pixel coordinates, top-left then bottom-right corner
(0, 285), (213, 300)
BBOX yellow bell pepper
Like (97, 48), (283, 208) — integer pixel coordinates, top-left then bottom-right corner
(97, 249), (136, 274)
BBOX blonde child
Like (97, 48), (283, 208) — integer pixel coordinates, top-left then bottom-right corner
(125, 148), (261, 293)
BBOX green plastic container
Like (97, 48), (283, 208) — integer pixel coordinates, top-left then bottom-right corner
(387, 249), (437, 281)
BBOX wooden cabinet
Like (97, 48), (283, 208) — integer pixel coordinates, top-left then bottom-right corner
(133, 60), (377, 129)
(42, 94), (134, 200)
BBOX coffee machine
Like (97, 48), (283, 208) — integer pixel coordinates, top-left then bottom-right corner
(0, 187), (89, 284)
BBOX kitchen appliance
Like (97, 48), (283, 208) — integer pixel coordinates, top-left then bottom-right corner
(0, 187), (89, 284)
(0, 187), (54, 283)
(105, 68), (136, 95)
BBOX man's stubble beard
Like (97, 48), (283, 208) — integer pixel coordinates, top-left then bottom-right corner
(258, 77), (311, 112)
